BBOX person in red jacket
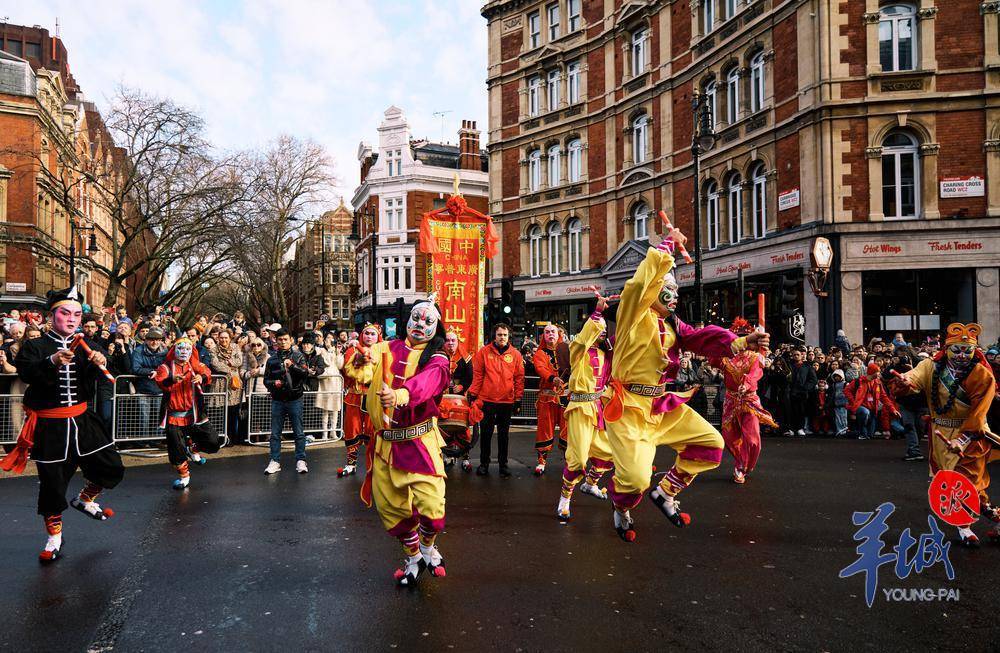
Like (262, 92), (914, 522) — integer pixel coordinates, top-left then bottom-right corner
(153, 338), (223, 490)
(533, 323), (569, 475)
(469, 323), (525, 477)
(846, 362), (899, 440)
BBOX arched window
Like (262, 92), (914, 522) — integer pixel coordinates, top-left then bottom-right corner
(881, 131), (920, 220)
(704, 80), (718, 131)
(750, 162), (767, 238)
(702, 0), (715, 34)
(529, 225), (543, 277)
(548, 144), (562, 187)
(567, 138), (583, 182)
(567, 217), (582, 273)
(750, 52), (765, 113)
(879, 5), (917, 72)
(726, 67), (740, 124)
(633, 201), (649, 240)
(631, 28), (649, 77)
(547, 221), (562, 275)
(528, 149), (542, 191)
(632, 114), (649, 164)
(705, 180), (720, 251)
(727, 172), (743, 244)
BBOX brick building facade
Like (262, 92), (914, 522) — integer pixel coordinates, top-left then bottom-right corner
(286, 201), (356, 333)
(0, 23), (132, 312)
(351, 106), (489, 332)
(482, 0), (1000, 346)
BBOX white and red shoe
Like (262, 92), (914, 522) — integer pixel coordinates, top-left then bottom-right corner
(337, 464), (357, 478)
(533, 463), (546, 476)
(648, 486), (691, 528)
(580, 482), (607, 500)
(733, 469), (746, 484)
(958, 526), (980, 548)
(420, 543), (446, 578)
(613, 508), (636, 542)
(70, 497), (113, 521)
(394, 553), (425, 586)
(38, 534), (62, 564)
(556, 496), (572, 522)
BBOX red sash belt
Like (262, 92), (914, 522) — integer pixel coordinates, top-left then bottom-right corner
(0, 403), (88, 474)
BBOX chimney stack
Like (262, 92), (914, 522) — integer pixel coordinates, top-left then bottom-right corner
(458, 120), (481, 171)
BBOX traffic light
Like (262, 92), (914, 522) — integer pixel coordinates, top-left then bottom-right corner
(512, 290), (526, 322)
(500, 278), (515, 317)
(776, 274), (798, 319)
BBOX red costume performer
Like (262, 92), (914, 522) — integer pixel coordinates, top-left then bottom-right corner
(339, 323), (381, 477)
(153, 338), (223, 490)
(713, 318), (776, 484)
(533, 323), (569, 475)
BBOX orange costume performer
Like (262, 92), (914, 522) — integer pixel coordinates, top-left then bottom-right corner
(533, 324), (569, 475)
(892, 322), (1000, 547)
(339, 323), (381, 477)
(714, 317), (776, 484)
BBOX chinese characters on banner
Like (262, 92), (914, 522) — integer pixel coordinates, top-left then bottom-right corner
(419, 195), (499, 355)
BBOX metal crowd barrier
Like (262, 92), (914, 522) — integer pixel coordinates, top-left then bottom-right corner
(112, 375), (230, 455)
(245, 375), (345, 448)
(0, 374), (23, 447)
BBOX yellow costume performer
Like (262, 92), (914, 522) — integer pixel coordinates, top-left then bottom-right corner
(360, 298), (451, 585)
(556, 305), (615, 520)
(603, 234), (767, 541)
(893, 322), (1000, 546)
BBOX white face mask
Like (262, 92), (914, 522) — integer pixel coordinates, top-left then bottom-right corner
(174, 342), (193, 363)
(361, 328), (379, 347)
(543, 325), (558, 346)
(656, 275), (679, 315)
(407, 303), (440, 344)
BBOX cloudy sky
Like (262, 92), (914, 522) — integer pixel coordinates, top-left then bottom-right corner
(4, 0), (489, 204)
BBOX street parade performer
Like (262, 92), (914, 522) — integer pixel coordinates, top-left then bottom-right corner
(339, 323), (381, 477)
(359, 295), (451, 586)
(714, 317), (776, 484)
(153, 337), (223, 490)
(533, 323), (570, 475)
(443, 326), (475, 472)
(890, 322), (1000, 547)
(0, 287), (124, 563)
(556, 292), (616, 521)
(603, 229), (769, 542)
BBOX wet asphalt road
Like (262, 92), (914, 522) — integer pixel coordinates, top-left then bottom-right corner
(1, 433), (997, 653)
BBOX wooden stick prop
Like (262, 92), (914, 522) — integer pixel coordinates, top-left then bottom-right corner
(381, 349), (395, 427)
(756, 293), (769, 355)
(657, 211), (694, 264)
(70, 334), (115, 383)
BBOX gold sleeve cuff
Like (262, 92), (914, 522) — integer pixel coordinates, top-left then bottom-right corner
(730, 336), (749, 355)
(394, 388), (410, 407)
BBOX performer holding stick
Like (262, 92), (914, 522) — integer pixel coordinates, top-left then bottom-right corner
(556, 289), (617, 521)
(890, 323), (1000, 547)
(602, 225), (769, 541)
(0, 287), (124, 563)
(361, 295), (452, 586)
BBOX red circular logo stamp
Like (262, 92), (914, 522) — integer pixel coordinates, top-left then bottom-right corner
(928, 470), (980, 527)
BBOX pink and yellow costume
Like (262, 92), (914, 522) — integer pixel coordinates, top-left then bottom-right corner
(361, 338), (451, 560)
(604, 242), (749, 517)
(560, 310), (615, 500)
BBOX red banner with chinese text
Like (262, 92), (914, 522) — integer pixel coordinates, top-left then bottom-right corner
(419, 195), (499, 356)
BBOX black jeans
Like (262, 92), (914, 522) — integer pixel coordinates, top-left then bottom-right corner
(479, 401), (513, 467)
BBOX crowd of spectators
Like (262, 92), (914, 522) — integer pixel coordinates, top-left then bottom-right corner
(1, 305), (358, 449)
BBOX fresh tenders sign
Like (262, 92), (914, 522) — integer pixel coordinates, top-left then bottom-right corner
(851, 239), (988, 258)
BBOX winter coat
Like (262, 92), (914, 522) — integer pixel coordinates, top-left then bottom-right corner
(789, 362), (818, 399)
(263, 348), (311, 402)
(299, 348), (327, 392)
(131, 343), (167, 395)
(315, 347), (344, 413)
(241, 349), (269, 395)
(828, 380), (847, 408)
(209, 343), (244, 407)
